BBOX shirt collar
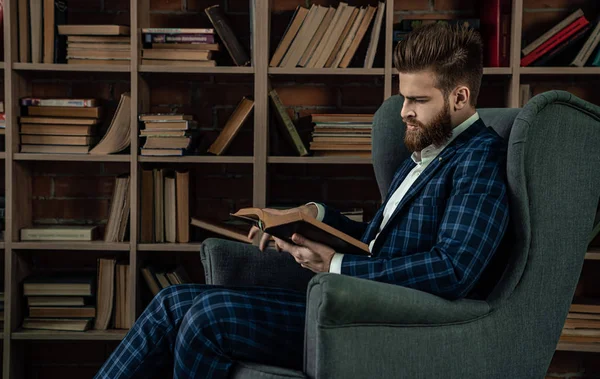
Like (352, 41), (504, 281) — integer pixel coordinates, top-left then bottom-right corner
(412, 112), (480, 165)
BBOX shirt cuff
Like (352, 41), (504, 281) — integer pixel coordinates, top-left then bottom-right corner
(305, 202), (325, 222)
(329, 253), (344, 274)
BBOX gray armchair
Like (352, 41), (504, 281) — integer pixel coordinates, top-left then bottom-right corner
(200, 90), (600, 378)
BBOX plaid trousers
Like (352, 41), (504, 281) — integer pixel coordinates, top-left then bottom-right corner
(94, 284), (307, 378)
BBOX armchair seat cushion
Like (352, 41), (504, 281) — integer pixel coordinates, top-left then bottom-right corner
(231, 362), (306, 379)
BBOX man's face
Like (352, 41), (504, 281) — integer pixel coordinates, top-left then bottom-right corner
(398, 71), (453, 152)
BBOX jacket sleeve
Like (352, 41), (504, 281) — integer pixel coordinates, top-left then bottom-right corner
(339, 139), (509, 300)
(320, 204), (369, 241)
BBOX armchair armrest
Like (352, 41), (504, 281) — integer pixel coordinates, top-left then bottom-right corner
(200, 238), (315, 292)
(306, 273), (490, 326)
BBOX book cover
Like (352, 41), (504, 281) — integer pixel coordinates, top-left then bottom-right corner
(231, 208), (370, 256)
(205, 4), (250, 66)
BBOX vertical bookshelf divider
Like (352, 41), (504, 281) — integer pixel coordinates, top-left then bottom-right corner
(509, 0), (524, 108)
(384, 0), (394, 100)
(254, 0), (269, 208)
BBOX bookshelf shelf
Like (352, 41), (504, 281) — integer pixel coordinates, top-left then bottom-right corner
(12, 242), (131, 251)
(12, 63), (131, 72)
(268, 67), (385, 76)
(12, 329), (128, 340)
(138, 156), (253, 164)
(267, 156), (372, 164)
(556, 342), (600, 353)
(139, 65), (254, 74)
(138, 243), (203, 252)
(519, 67), (600, 75)
(0, 152), (5, 160)
(13, 153), (131, 162)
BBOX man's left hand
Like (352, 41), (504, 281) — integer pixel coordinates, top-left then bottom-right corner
(272, 233), (336, 273)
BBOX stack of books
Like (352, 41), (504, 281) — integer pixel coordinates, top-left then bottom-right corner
(521, 9), (600, 67)
(141, 28), (220, 67)
(57, 25), (131, 66)
(309, 113), (373, 158)
(22, 273), (96, 332)
(269, 2), (385, 69)
(19, 98), (102, 154)
(560, 300), (600, 344)
(139, 169), (190, 244)
(141, 265), (191, 297)
(139, 114), (198, 156)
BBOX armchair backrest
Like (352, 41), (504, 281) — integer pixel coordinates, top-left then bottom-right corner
(371, 91), (600, 317)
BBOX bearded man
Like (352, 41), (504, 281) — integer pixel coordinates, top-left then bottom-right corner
(95, 23), (509, 379)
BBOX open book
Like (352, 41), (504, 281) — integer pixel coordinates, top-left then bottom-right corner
(231, 208), (370, 256)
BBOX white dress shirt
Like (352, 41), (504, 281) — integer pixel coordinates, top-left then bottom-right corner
(318, 112), (481, 274)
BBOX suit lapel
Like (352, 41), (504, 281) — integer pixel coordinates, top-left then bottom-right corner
(372, 119), (487, 248)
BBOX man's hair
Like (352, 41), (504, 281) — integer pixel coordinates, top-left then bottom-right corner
(393, 23), (483, 107)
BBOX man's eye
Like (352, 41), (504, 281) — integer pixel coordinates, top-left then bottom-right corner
(415, 100), (426, 104)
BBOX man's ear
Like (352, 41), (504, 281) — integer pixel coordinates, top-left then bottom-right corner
(453, 86), (470, 111)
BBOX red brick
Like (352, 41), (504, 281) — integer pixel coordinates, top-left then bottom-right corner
(227, 0), (251, 13)
(151, 0), (182, 11)
(104, 0), (130, 11)
(67, 0), (102, 11)
(31, 162), (106, 175)
(394, 0), (430, 11)
(340, 86), (384, 107)
(200, 85), (255, 106)
(71, 82), (113, 101)
(54, 176), (116, 198)
(521, 10), (572, 45)
(193, 198), (236, 220)
(31, 82), (71, 98)
(150, 82), (191, 105)
(433, 0), (477, 10)
(69, 11), (131, 25)
(523, 0), (589, 8)
(270, 178), (324, 202)
(275, 86), (337, 107)
(32, 176), (52, 198)
(33, 199), (111, 221)
(196, 177), (253, 198)
(150, 13), (209, 28)
(188, 0), (220, 11)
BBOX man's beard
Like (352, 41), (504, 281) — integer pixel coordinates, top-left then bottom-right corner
(403, 101), (453, 152)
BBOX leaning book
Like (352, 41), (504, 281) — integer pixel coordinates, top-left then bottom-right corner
(230, 208), (370, 256)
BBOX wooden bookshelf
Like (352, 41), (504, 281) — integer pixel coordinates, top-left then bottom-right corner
(1, 0), (599, 377)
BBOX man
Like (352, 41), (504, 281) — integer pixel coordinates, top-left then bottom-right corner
(95, 23), (509, 378)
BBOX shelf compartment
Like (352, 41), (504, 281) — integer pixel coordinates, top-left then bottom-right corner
(138, 156), (253, 164)
(12, 242), (130, 251)
(12, 329), (127, 340)
(13, 63), (131, 72)
(14, 154), (131, 162)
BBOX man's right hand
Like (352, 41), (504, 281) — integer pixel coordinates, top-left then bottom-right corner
(247, 204), (318, 251)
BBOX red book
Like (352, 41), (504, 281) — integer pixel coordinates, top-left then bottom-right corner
(481, 0), (511, 67)
(521, 16), (590, 67)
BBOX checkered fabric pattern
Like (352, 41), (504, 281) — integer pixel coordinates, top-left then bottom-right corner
(94, 284), (306, 378)
(322, 120), (509, 300)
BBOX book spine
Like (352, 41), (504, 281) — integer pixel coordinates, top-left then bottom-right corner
(205, 5), (250, 66)
(54, 0), (68, 64)
(521, 16), (590, 67)
(142, 28), (215, 34)
(269, 90), (309, 156)
(571, 20), (600, 67)
(532, 24), (591, 67)
(20, 230), (93, 241)
(592, 47), (600, 66)
(21, 98), (96, 107)
(144, 34), (216, 44)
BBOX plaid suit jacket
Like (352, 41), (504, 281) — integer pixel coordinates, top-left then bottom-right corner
(321, 119), (509, 300)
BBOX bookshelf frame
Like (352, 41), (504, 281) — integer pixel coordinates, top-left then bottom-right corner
(0, 0), (599, 377)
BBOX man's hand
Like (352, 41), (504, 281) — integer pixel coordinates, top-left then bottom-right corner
(272, 233), (336, 273)
(247, 204), (318, 251)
